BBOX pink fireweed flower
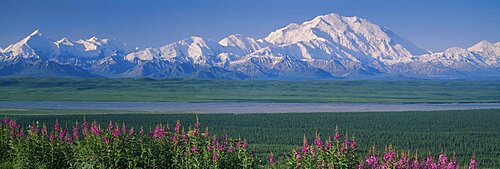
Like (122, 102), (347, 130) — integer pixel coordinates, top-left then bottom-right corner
(333, 129), (341, 141)
(49, 133), (55, 141)
(314, 132), (323, 149)
(152, 126), (165, 140)
(358, 161), (365, 169)
(174, 120), (181, 133)
(268, 152), (276, 165)
(82, 118), (88, 135)
(194, 116), (200, 130)
(113, 123), (120, 138)
(325, 137), (332, 151)
(121, 122), (126, 133)
(212, 136), (218, 146)
(2, 117), (7, 125)
(425, 155), (436, 169)
(181, 134), (188, 139)
(139, 126), (144, 135)
(469, 158), (476, 169)
(204, 127), (210, 138)
(128, 128), (134, 136)
(172, 135), (178, 144)
(396, 154), (410, 168)
(41, 124), (48, 136)
(366, 155), (378, 167)
(90, 122), (100, 135)
(438, 153), (449, 168)
(191, 145), (199, 154)
(242, 142), (248, 150)
(66, 135), (73, 145)
(53, 120), (60, 133)
(384, 151), (396, 162)
(302, 135), (309, 154)
(106, 121), (113, 132)
(411, 159), (420, 169)
(103, 136), (110, 144)
(349, 140), (357, 150)
(18, 127), (25, 138)
(293, 149), (301, 160)
(9, 120), (17, 129)
(206, 144), (212, 151)
(30, 123), (39, 136)
(59, 128), (68, 140)
(212, 151), (218, 160)
(448, 159), (457, 169)
(228, 144), (234, 153)
(72, 126), (79, 139)
(165, 124), (170, 132)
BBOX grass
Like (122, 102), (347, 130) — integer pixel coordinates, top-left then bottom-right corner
(0, 78), (499, 103)
(1, 109), (499, 167)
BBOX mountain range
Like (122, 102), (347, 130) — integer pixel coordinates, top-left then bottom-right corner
(1, 13), (498, 79)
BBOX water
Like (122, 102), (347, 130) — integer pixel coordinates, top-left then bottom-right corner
(0, 101), (499, 114)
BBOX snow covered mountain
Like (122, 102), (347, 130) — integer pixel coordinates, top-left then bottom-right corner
(1, 13), (498, 79)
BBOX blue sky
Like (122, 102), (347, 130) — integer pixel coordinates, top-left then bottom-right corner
(0, 0), (498, 52)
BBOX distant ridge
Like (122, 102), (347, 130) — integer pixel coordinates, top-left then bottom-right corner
(1, 13), (498, 79)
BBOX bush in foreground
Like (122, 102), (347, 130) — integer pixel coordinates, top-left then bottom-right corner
(1, 117), (477, 169)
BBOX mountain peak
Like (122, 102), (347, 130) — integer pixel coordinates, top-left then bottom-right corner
(28, 29), (43, 37)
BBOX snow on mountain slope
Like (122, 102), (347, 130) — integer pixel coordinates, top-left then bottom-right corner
(263, 13), (429, 65)
(1, 13), (498, 79)
(1, 30), (60, 61)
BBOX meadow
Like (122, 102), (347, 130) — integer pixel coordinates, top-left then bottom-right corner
(1, 109), (498, 168)
(0, 78), (499, 103)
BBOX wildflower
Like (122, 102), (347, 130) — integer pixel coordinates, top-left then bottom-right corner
(59, 128), (68, 140)
(206, 144), (212, 151)
(129, 128), (134, 136)
(18, 127), (25, 138)
(384, 151), (396, 162)
(325, 137), (332, 151)
(302, 135), (309, 154)
(174, 120), (181, 133)
(152, 125), (165, 140)
(139, 126), (144, 135)
(333, 127), (341, 141)
(469, 158), (476, 169)
(358, 161), (365, 169)
(66, 135), (73, 145)
(82, 117), (88, 135)
(90, 122), (100, 135)
(242, 142), (248, 150)
(30, 122), (39, 136)
(49, 133), (55, 141)
(212, 151), (218, 161)
(194, 116), (200, 130)
(314, 132), (323, 149)
(350, 139), (357, 150)
(293, 149), (301, 159)
(113, 123), (120, 138)
(228, 144), (234, 153)
(191, 145), (198, 154)
(103, 136), (110, 144)
(438, 153), (449, 168)
(106, 121), (113, 132)
(53, 120), (60, 133)
(366, 155), (377, 167)
(204, 127), (210, 138)
(73, 125), (79, 139)
(268, 152), (276, 165)
(448, 159), (457, 169)
(2, 117), (7, 125)
(41, 124), (48, 136)
(121, 122), (126, 133)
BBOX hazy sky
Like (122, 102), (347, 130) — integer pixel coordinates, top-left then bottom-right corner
(0, 0), (498, 52)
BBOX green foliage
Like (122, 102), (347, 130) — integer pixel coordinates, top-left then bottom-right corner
(0, 78), (499, 103)
(3, 109), (499, 168)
